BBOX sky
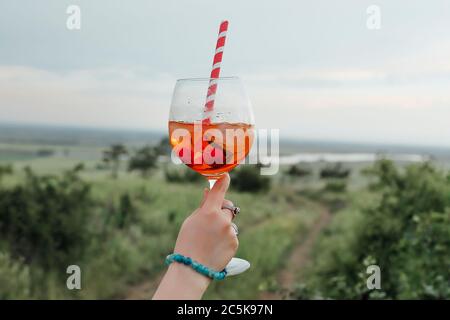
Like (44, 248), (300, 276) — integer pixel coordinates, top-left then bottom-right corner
(1, 0), (450, 147)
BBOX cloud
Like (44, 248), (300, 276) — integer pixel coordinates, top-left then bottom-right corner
(0, 65), (175, 130)
(1, 64), (450, 147)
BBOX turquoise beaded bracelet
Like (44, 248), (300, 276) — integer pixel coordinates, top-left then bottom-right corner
(165, 253), (227, 280)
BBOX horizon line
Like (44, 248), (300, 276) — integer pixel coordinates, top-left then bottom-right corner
(1, 120), (449, 151)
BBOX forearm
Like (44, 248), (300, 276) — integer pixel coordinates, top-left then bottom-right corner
(152, 263), (211, 300)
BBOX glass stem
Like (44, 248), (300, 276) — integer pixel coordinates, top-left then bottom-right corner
(208, 179), (216, 190)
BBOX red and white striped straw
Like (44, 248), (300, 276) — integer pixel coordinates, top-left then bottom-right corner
(203, 20), (229, 124)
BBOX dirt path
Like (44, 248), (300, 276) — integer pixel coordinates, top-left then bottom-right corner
(260, 205), (332, 299)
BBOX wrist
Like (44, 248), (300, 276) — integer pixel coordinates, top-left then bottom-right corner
(153, 262), (211, 300)
(167, 262), (211, 297)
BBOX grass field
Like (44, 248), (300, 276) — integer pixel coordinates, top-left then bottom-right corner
(1, 129), (449, 300)
(0, 142), (325, 299)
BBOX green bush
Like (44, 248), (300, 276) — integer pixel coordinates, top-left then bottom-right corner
(324, 179), (347, 193)
(0, 164), (13, 184)
(0, 251), (32, 299)
(302, 160), (450, 299)
(115, 193), (137, 229)
(0, 165), (91, 270)
(230, 165), (271, 193)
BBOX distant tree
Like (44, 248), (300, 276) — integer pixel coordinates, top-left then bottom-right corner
(103, 144), (127, 179)
(155, 137), (171, 157)
(320, 163), (350, 179)
(128, 146), (158, 177)
(36, 149), (54, 157)
(287, 164), (312, 177)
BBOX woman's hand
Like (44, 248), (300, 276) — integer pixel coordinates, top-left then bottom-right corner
(153, 174), (238, 300)
(174, 173), (238, 271)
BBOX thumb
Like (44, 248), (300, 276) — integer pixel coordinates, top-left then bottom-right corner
(203, 174), (230, 210)
(199, 188), (209, 207)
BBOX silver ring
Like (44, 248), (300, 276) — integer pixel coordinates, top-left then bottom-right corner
(231, 222), (239, 235)
(222, 205), (240, 219)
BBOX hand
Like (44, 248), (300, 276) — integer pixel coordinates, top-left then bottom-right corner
(173, 173), (238, 271)
(153, 173), (238, 300)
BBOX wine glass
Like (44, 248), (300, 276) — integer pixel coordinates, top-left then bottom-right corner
(168, 76), (255, 275)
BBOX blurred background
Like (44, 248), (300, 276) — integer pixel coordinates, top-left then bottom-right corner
(0, 0), (449, 299)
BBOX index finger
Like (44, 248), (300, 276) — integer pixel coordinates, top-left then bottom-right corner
(202, 173), (230, 210)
